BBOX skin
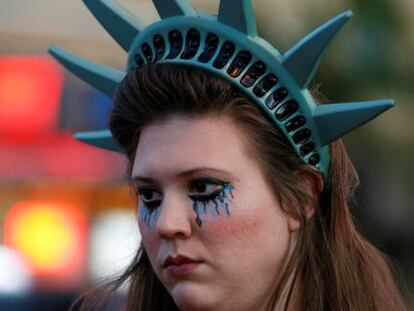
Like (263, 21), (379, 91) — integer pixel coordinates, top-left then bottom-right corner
(132, 115), (302, 311)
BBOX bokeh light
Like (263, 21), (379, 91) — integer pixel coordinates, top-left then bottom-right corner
(4, 201), (87, 277)
(0, 56), (63, 141)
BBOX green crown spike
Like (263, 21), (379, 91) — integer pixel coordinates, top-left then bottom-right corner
(83, 0), (145, 51)
(313, 100), (394, 146)
(49, 0), (395, 179)
(218, 0), (257, 36)
(282, 11), (353, 89)
(48, 45), (125, 97)
(75, 130), (120, 151)
(153, 0), (195, 18)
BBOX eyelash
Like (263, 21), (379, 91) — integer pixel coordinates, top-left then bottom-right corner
(136, 178), (229, 210)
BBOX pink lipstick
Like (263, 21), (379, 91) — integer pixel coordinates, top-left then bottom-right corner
(163, 255), (203, 276)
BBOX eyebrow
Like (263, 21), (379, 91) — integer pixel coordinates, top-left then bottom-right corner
(131, 167), (233, 184)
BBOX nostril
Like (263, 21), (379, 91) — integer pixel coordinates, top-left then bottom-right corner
(156, 218), (193, 240)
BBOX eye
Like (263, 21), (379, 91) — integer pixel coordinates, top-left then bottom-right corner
(137, 187), (163, 209)
(188, 178), (227, 202)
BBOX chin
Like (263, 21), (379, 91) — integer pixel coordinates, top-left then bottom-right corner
(170, 282), (216, 311)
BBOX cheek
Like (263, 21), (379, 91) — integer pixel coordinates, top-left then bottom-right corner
(201, 200), (291, 268)
(138, 220), (159, 258)
(206, 210), (258, 237)
(200, 209), (259, 257)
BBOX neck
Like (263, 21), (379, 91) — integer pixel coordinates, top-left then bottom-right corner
(274, 268), (300, 311)
(272, 233), (301, 311)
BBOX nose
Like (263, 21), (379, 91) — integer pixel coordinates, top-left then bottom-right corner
(155, 192), (193, 240)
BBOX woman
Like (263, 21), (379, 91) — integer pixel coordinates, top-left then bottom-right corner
(105, 64), (406, 311)
(50, 1), (408, 310)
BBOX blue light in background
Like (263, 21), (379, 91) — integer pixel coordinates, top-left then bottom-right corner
(86, 91), (114, 130)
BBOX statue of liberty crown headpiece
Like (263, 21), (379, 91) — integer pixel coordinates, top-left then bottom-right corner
(48, 0), (394, 179)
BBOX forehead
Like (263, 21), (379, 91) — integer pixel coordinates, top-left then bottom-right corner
(132, 115), (253, 178)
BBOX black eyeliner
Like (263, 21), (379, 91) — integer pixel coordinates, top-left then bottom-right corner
(188, 190), (222, 202)
(137, 187), (163, 210)
(144, 200), (162, 210)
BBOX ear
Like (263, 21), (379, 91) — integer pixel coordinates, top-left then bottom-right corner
(287, 170), (324, 232)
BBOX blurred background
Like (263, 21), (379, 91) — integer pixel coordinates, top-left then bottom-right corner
(0, 0), (413, 309)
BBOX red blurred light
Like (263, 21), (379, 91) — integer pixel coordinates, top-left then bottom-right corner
(0, 56), (63, 141)
(0, 133), (126, 181)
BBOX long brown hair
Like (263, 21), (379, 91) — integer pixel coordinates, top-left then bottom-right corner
(73, 63), (407, 311)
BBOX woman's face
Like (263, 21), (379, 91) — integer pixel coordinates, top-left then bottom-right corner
(132, 115), (295, 311)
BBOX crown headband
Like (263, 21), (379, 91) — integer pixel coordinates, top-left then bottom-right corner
(48, 0), (394, 179)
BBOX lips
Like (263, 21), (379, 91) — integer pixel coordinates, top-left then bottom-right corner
(163, 255), (203, 276)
